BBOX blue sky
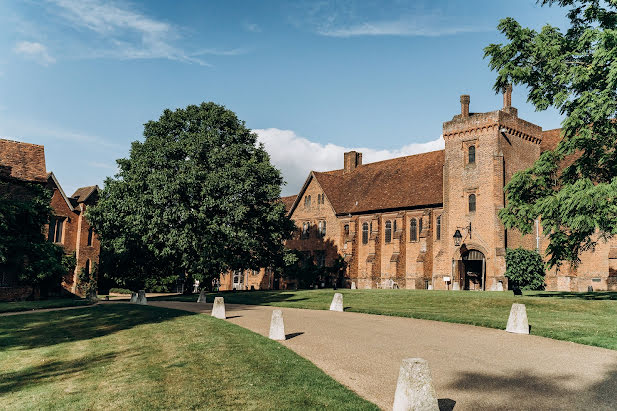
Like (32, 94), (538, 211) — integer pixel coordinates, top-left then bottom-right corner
(0, 1), (567, 196)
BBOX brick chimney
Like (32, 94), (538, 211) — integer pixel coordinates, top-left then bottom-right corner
(344, 151), (362, 174)
(460, 95), (470, 117)
(503, 84), (512, 109)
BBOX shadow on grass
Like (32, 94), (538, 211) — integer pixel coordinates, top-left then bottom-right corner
(0, 351), (128, 395)
(150, 291), (311, 306)
(0, 304), (194, 351)
(448, 364), (617, 409)
(531, 291), (617, 300)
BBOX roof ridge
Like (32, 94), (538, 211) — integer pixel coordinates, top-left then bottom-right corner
(312, 149), (445, 175)
(0, 138), (44, 148)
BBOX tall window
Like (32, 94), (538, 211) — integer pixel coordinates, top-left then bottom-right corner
(362, 222), (369, 244)
(410, 218), (417, 241)
(87, 227), (94, 246)
(469, 194), (476, 212)
(84, 259), (91, 274)
(393, 220), (397, 233)
(419, 218), (423, 234)
(48, 216), (64, 244)
(468, 145), (476, 164)
(436, 216), (441, 240)
(385, 220), (392, 243)
(344, 224), (350, 236)
(302, 222), (310, 239)
(318, 220), (326, 237)
(315, 251), (326, 267)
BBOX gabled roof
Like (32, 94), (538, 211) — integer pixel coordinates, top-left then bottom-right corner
(72, 185), (99, 203)
(291, 150), (445, 216)
(280, 195), (297, 214)
(0, 138), (47, 182)
(47, 172), (75, 211)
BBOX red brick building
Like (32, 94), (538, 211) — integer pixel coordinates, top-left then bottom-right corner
(222, 88), (617, 292)
(0, 138), (100, 299)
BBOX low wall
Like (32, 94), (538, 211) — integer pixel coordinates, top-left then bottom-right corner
(0, 285), (33, 301)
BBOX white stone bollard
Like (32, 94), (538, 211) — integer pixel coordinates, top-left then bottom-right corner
(427, 285), (433, 290)
(392, 358), (439, 411)
(211, 297), (226, 319)
(130, 292), (137, 303)
(197, 289), (207, 303)
(269, 309), (286, 341)
(452, 282), (460, 291)
(496, 282), (504, 292)
(506, 303), (529, 334)
(351, 281), (357, 290)
(136, 290), (147, 305)
(330, 293), (344, 312)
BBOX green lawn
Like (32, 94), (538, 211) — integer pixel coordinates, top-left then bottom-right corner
(0, 304), (377, 410)
(154, 289), (617, 350)
(0, 297), (93, 314)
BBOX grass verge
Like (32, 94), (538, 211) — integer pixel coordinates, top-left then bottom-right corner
(0, 298), (92, 314)
(153, 289), (617, 350)
(0, 304), (377, 410)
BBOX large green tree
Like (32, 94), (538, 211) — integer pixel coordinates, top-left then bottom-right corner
(88, 102), (294, 289)
(486, 0), (617, 267)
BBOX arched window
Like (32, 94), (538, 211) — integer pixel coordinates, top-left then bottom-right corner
(469, 145), (476, 164)
(385, 220), (392, 243)
(344, 224), (350, 236)
(410, 218), (417, 241)
(318, 220), (326, 237)
(436, 216), (441, 240)
(87, 226), (94, 246)
(302, 222), (310, 239)
(469, 194), (476, 212)
(362, 222), (369, 244)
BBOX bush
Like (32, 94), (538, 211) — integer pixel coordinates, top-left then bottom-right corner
(109, 288), (133, 294)
(505, 247), (546, 290)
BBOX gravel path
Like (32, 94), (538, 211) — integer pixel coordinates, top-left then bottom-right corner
(148, 301), (617, 410)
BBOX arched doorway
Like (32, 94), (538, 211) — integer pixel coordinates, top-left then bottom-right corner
(461, 250), (486, 290)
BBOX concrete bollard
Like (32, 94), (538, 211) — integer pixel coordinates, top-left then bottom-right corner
(392, 358), (439, 411)
(136, 290), (147, 305)
(130, 292), (137, 303)
(197, 289), (207, 303)
(351, 281), (357, 290)
(496, 282), (504, 292)
(269, 309), (286, 341)
(330, 293), (344, 312)
(452, 282), (460, 291)
(427, 285), (433, 290)
(506, 303), (529, 334)
(211, 297), (226, 319)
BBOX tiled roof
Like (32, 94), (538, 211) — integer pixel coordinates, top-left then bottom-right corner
(312, 150), (444, 215)
(72, 186), (98, 203)
(280, 195), (297, 213)
(541, 128), (562, 152)
(0, 138), (47, 182)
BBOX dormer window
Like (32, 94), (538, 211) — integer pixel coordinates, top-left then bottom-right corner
(468, 145), (476, 164)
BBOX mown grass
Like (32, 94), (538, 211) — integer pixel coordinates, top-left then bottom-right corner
(0, 297), (93, 314)
(0, 304), (377, 410)
(154, 289), (617, 350)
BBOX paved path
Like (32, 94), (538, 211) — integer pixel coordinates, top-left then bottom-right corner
(148, 301), (617, 410)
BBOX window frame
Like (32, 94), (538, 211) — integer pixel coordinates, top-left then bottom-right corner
(468, 145), (476, 164)
(362, 222), (369, 245)
(469, 193), (476, 213)
(436, 215), (441, 240)
(385, 220), (392, 243)
(410, 218), (417, 242)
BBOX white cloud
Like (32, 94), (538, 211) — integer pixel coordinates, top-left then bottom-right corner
(45, 0), (209, 65)
(88, 161), (118, 171)
(319, 19), (489, 38)
(254, 128), (444, 196)
(191, 48), (247, 57)
(13, 41), (56, 66)
(244, 22), (261, 33)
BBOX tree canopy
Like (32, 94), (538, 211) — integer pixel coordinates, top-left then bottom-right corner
(485, 0), (617, 267)
(88, 102), (294, 288)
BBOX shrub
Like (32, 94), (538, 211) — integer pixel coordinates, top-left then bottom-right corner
(109, 288), (133, 294)
(505, 247), (546, 290)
